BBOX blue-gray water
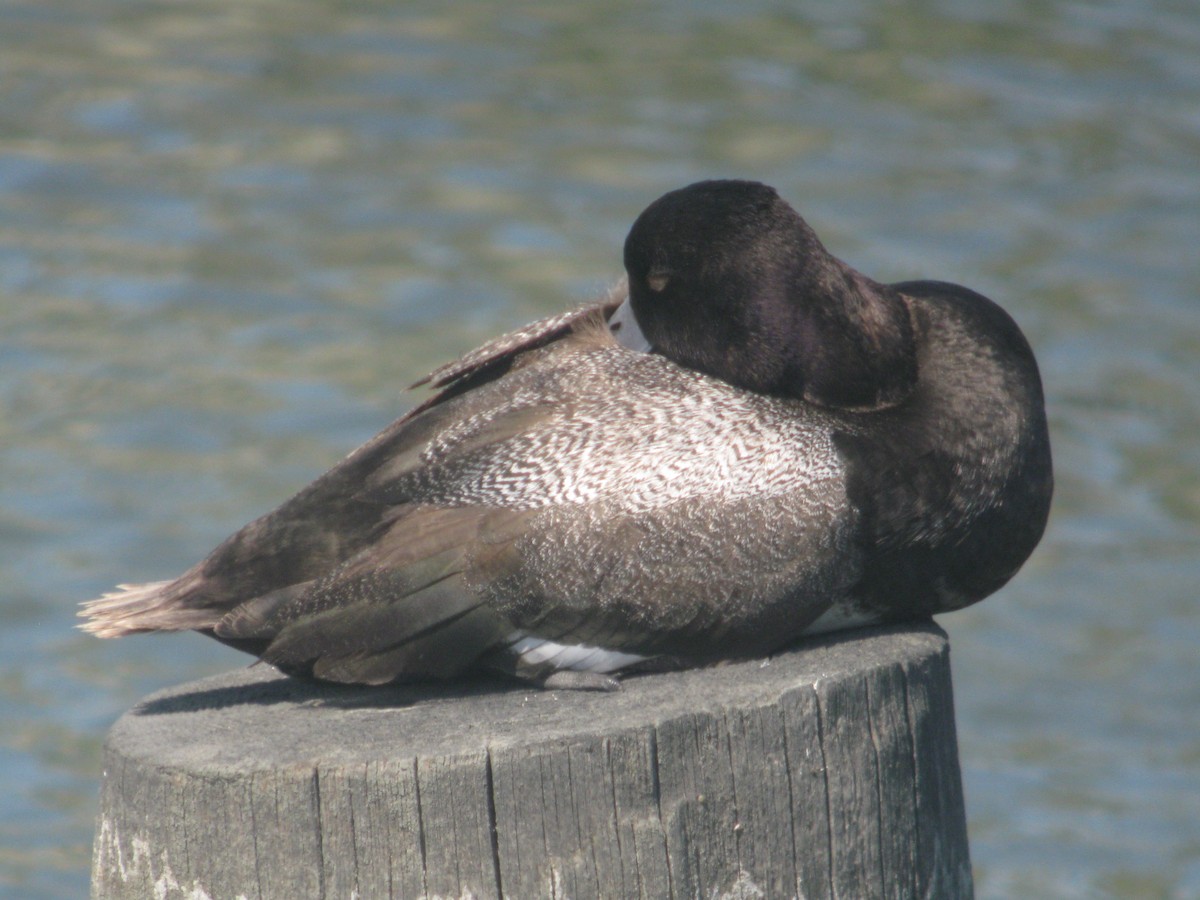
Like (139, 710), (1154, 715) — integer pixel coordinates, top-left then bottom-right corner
(2, 2), (1198, 897)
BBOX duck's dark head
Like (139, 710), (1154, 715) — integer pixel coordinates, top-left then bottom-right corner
(623, 180), (917, 410)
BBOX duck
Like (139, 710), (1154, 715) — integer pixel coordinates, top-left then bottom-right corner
(79, 180), (1053, 691)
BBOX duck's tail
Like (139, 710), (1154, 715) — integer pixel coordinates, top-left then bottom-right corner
(78, 576), (219, 637)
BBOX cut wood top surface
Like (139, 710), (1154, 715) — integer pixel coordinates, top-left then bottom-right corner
(107, 622), (948, 770)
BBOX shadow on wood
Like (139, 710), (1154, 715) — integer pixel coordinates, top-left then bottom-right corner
(90, 622), (973, 899)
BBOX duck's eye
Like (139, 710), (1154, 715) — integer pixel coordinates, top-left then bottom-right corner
(647, 270), (671, 292)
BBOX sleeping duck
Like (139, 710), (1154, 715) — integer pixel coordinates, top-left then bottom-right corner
(79, 180), (1053, 690)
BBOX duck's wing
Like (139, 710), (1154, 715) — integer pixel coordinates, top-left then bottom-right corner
(406, 282), (625, 416)
(209, 338), (854, 684)
(79, 289), (624, 641)
(210, 504), (533, 684)
(78, 363), (552, 645)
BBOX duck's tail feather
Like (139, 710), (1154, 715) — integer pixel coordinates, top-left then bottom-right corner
(77, 577), (218, 637)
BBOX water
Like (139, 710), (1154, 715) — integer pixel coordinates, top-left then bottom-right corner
(2, 1), (1198, 896)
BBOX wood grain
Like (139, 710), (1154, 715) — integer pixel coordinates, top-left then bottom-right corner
(91, 622), (973, 899)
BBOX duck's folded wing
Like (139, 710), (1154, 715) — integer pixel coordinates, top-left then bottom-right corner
(211, 506), (532, 684)
(79, 316), (615, 642)
(412, 285), (624, 393)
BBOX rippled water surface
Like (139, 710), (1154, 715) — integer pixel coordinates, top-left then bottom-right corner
(3, 1), (1198, 896)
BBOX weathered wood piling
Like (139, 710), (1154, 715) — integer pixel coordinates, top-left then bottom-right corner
(91, 622), (973, 899)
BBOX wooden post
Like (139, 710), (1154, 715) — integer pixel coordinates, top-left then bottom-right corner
(90, 622), (973, 899)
